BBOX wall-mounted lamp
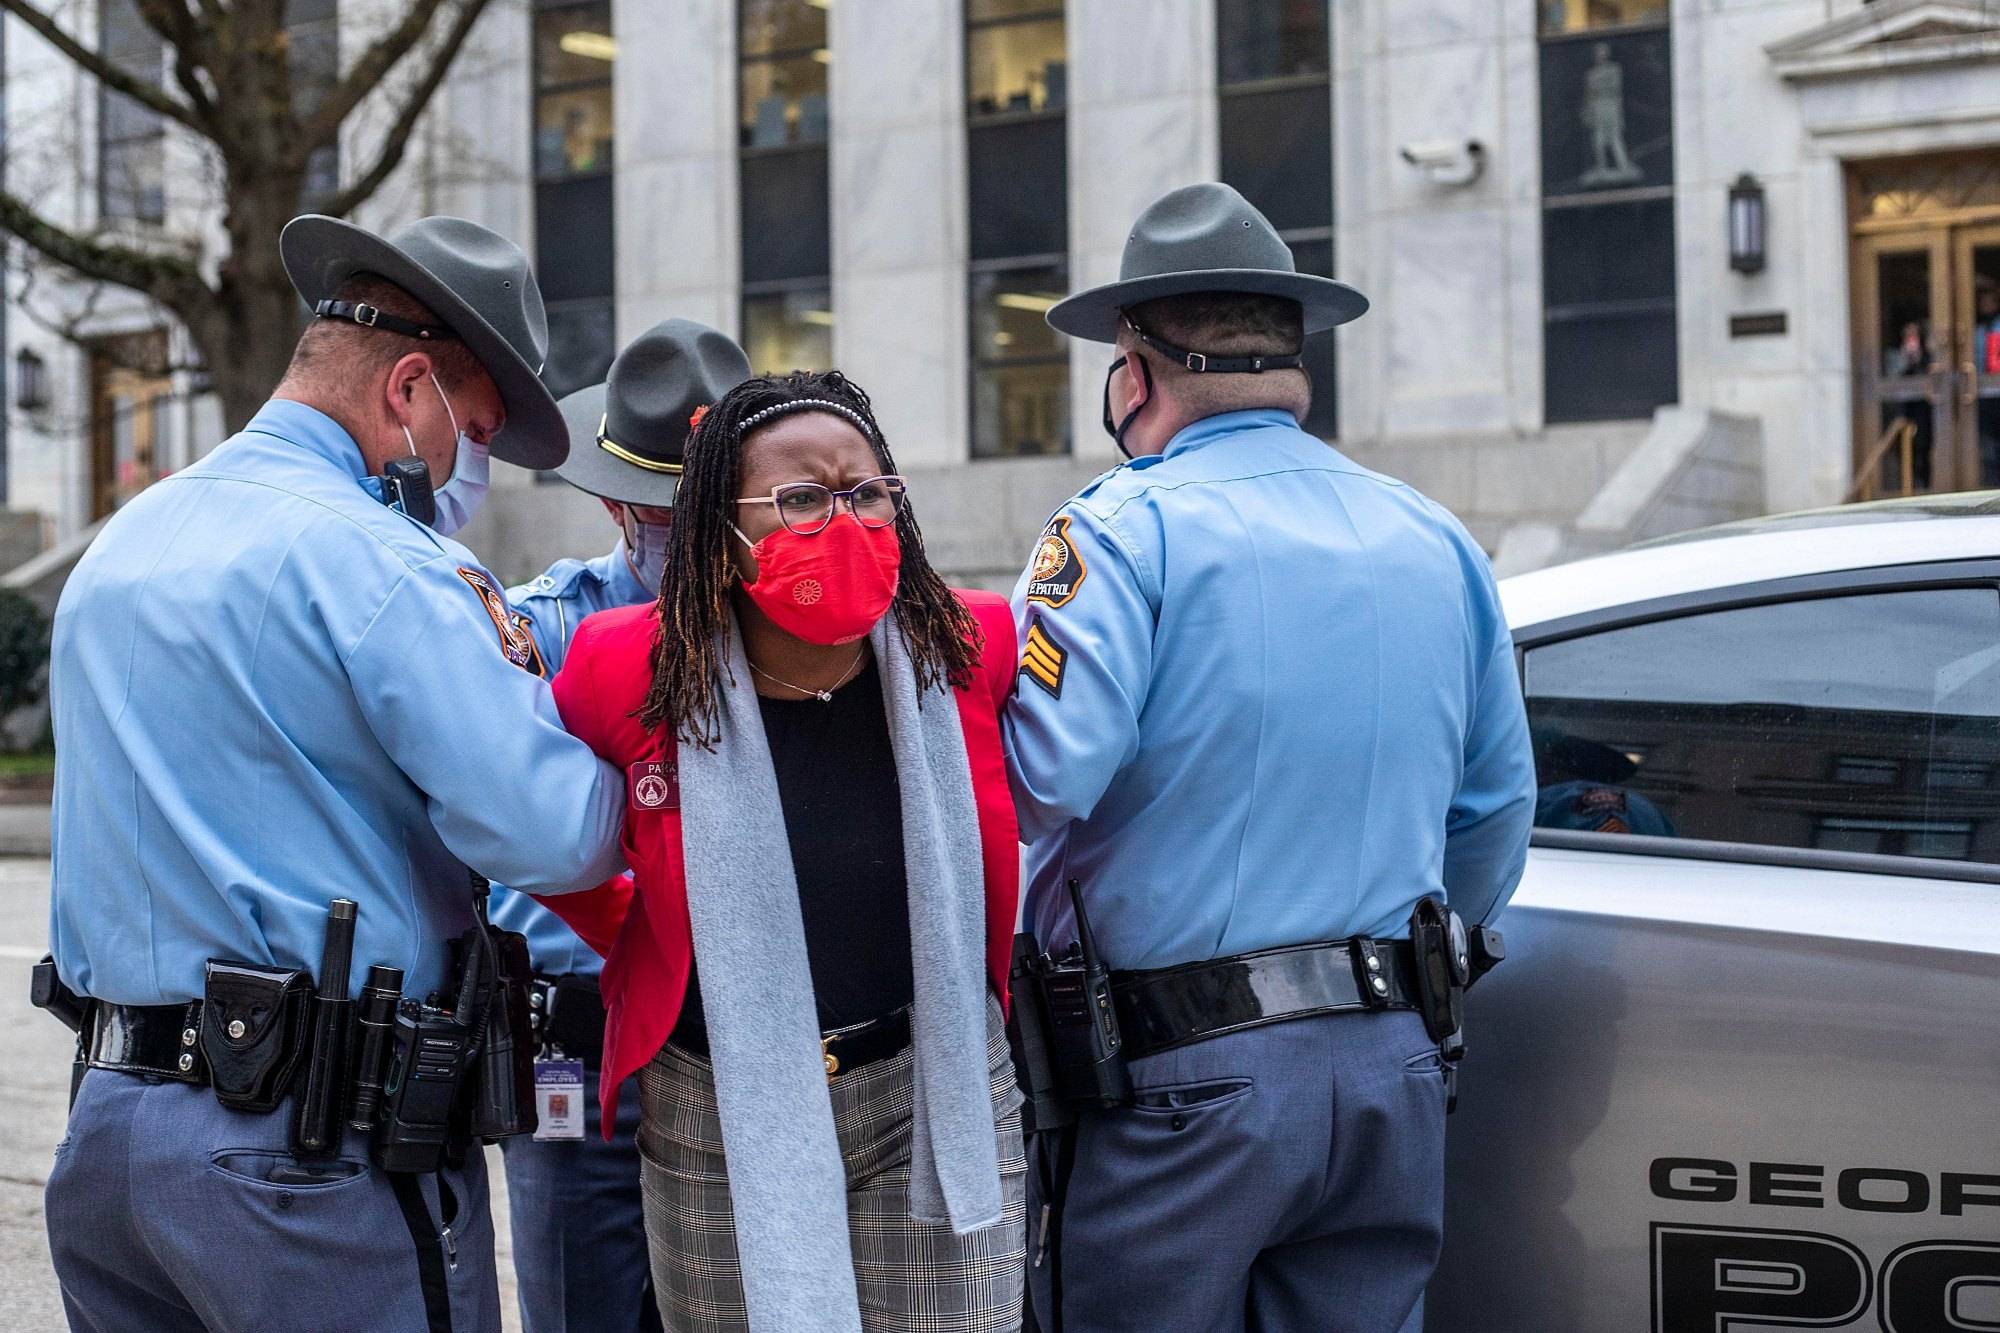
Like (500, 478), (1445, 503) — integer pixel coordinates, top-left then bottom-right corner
(1729, 173), (1767, 275)
(12, 347), (47, 413)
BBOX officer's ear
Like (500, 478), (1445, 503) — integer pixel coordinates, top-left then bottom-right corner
(381, 352), (437, 427)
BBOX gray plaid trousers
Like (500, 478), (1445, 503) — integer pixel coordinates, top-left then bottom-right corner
(636, 996), (1028, 1332)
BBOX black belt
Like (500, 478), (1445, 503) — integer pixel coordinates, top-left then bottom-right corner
(531, 973), (606, 1061)
(86, 999), (209, 1084)
(1110, 938), (1421, 1061)
(673, 1005), (913, 1080)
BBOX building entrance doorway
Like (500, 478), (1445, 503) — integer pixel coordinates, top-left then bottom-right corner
(1849, 151), (2000, 499)
(88, 330), (172, 521)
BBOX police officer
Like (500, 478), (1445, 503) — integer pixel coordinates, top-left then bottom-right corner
(42, 214), (627, 1333)
(488, 319), (749, 1333)
(1003, 183), (1537, 1332)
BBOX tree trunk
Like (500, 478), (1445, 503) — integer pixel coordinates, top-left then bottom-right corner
(196, 181), (312, 436)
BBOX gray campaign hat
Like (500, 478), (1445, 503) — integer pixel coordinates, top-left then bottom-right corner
(554, 319), (752, 508)
(1047, 182), (1369, 343)
(279, 213), (567, 469)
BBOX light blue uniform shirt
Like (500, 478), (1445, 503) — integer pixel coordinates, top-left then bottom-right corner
(1003, 410), (1535, 972)
(487, 544), (651, 978)
(49, 400), (628, 1005)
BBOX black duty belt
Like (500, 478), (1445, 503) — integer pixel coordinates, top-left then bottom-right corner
(1110, 937), (1421, 1061)
(531, 972), (606, 1062)
(673, 1005), (913, 1081)
(86, 999), (209, 1084)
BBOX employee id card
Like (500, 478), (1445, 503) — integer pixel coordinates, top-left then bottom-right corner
(533, 1057), (586, 1141)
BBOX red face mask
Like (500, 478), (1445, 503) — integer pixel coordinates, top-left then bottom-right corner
(734, 514), (902, 644)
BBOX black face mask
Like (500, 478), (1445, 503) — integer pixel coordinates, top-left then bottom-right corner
(1101, 354), (1153, 460)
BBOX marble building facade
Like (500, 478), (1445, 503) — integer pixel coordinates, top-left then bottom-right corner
(4, 0), (2000, 590)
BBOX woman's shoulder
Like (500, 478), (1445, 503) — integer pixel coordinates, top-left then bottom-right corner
(563, 603), (661, 718)
(949, 587), (1017, 706)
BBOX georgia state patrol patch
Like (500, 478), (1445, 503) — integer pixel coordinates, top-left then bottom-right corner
(1019, 618), (1067, 697)
(1025, 516), (1086, 608)
(457, 567), (547, 677)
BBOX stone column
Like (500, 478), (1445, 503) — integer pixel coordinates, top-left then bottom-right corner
(615, 0), (738, 336)
(1063, 0), (1218, 452)
(828, 0), (966, 468)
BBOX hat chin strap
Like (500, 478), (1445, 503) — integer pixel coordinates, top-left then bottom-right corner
(1122, 315), (1302, 375)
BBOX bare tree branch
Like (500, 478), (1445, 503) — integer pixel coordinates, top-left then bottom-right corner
(131, 0), (220, 131)
(0, 0), (204, 132)
(319, 0), (494, 219)
(296, 0), (456, 154)
(0, 191), (209, 313)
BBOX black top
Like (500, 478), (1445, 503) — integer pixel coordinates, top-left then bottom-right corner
(670, 658), (913, 1050)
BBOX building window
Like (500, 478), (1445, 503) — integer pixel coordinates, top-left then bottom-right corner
(970, 264), (1068, 458)
(533, 0), (616, 402)
(1217, 0), (1334, 439)
(967, 0), (1068, 458)
(99, 0), (165, 224)
(1538, 2), (1677, 423)
(287, 0), (341, 206)
(740, 0), (832, 375)
(743, 286), (833, 376)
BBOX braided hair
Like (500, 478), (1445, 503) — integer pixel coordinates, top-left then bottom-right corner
(640, 369), (982, 747)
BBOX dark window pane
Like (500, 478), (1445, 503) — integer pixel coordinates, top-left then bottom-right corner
(1219, 83), (1331, 233)
(740, 148), (831, 283)
(1217, 0), (1328, 85)
(740, 52), (830, 147)
(534, 176), (615, 302)
(534, 84), (615, 178)
(1539, 0), (1667, 35)
(971, 265), (1069, 458)
(535, 3), (616, 88)
(303, 145), (339, 210)
(101, 131), (165, 224)
(968, 0), (1065, 23)
(967, 16), (1066, 118)
(1539, 26), (1672, 197)
(968, 117), (1067, 260)
(287, 23), (339, 113)
(99, 0), (156, 59)
(1290, 238), (1337, 438)
(1524, 589), (2000, 863)
(284, 0), (338, 25)
(1542, 198), (1675, 309)
(743, 287), (833, 375)
(101, 90), (163, 146)
(741, 0), (827, 58)
(1544, 309), (1676, 422)
(544, 301), (616, 400)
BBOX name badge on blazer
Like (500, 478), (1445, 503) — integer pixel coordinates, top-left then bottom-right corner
(629, 760), (679, 813)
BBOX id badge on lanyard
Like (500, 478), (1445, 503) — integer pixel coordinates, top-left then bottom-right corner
(533, 1057), (586, 1140)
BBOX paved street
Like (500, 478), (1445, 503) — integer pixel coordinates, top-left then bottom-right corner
(0, 858), (526, 1332)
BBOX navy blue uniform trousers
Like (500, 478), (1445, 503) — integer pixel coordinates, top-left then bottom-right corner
(498, 1049), (660, 1333)
(1029, 1009), (1448, 1333)
(47, 1069), (499, 1332)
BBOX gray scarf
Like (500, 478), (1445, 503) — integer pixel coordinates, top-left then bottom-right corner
(675, 611), (1003, 1333)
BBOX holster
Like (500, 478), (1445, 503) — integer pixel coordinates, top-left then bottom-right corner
(1408, 897), (1468, 1046)
(200, 960), (313, 1113)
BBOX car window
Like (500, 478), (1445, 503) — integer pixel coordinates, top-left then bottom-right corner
(1523, 587), (2000, 863)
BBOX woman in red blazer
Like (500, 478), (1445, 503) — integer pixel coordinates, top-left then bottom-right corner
(535, 370), (1024, 1333)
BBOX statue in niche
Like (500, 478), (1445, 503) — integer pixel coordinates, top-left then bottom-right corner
(1579, 42), (1643, 187)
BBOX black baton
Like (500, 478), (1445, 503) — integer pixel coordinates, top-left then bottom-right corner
(292, 899), (357, 1157)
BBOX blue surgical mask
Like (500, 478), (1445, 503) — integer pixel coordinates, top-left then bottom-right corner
(621, 507), (671, 595)
(428, 374), (489, 537)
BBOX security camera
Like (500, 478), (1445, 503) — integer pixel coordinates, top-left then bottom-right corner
(1399, 138), (1487, 187)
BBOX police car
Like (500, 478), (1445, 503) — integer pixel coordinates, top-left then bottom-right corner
(1427, 492), (2000, 1333)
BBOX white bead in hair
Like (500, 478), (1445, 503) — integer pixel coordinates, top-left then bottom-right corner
(737, 398), (874, 439)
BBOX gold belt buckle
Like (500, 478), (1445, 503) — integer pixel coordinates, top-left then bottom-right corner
(822, 1034), (839, 1082)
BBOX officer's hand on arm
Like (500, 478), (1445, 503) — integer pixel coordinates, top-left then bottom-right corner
(345, 558), (628, 896)
(1441, 545), (1536, 927)
(1001, 504), (1157, 842)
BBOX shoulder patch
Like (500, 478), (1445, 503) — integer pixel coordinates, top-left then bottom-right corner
(1025, 516), (1087, 608)
(458, 567), (548, 677)
(1019, 618), (1067, 697)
